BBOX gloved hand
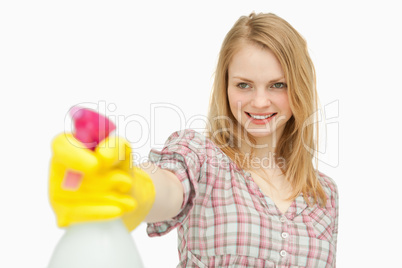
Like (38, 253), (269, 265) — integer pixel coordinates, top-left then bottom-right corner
(49, 133), (155, 231)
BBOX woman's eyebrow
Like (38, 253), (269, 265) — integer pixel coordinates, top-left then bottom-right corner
(232, 75), (285, 83)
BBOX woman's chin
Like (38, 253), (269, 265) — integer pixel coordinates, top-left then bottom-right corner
(246, 130), (274, 139)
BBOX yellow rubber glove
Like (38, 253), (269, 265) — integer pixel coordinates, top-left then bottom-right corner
(49, 133), (155, 231)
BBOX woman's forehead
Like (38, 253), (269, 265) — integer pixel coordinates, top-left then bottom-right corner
(228, 43), (285, 82)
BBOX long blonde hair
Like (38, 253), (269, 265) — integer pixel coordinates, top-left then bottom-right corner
(207, 12), (327, 206)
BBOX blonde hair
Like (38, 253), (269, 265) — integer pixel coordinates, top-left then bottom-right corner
(207, 12), (327, 206)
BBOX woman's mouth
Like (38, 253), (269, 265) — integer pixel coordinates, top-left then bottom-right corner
(246, 112), (277, 124)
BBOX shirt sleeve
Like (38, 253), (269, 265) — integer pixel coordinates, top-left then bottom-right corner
(146, 129), (206, 237)
(319, 172), (339, 265)
(332, 179), (339, 265)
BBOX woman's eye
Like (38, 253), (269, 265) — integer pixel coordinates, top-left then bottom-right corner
(272, 82), (286, 89)
(237, 83), (250, 89)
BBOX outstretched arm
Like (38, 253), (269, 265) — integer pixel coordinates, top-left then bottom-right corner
(139, 163), (183, 223)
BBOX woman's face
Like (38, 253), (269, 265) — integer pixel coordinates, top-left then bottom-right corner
(227, 43), (293, 143)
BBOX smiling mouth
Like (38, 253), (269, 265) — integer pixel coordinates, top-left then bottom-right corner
(246, 112), (277, 120)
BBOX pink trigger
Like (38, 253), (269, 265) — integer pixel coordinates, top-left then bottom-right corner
(63, 170), (83, 190)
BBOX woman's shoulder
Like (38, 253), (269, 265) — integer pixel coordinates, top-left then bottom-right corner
(164, 129), (214, 147)
(317, 171), (339, 202)
(162, 129), (220, 155)
(165, 128), (206, 141)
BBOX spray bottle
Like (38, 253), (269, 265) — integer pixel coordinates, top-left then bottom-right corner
(48, 107), (144, 268)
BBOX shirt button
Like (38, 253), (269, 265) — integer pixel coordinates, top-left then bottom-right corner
(280, 216), (287, 223)
(281, 232), (289, 239)
(280, 250), (287, 257)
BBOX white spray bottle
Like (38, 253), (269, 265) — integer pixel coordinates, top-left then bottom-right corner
(48, 107), (143, 268)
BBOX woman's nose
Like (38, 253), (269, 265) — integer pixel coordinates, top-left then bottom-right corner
(251, 89), (271, 108)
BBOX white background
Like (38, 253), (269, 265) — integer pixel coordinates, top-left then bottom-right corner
(1, 0), (401, 267)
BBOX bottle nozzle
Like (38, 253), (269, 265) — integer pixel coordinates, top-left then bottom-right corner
(69, 106), (116, 150)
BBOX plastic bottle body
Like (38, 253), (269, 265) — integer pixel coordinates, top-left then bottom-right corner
(48, 218), (143, 268)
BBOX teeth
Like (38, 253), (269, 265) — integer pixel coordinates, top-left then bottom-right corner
(249, 113), (275, 119)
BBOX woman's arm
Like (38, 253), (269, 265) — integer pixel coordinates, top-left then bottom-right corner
(139, 162), (184, 223)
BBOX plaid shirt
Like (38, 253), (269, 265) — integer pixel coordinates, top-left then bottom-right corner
(147, 130), (338, 268)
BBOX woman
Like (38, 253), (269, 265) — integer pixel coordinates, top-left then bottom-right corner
(50, 12), (338, 267)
